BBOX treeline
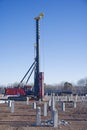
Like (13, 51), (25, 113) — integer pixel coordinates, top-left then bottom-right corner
(44, 79), (87, 95)
(0, 78), (87, 95)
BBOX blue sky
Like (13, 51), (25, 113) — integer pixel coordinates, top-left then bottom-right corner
(0, 0), (87, 85)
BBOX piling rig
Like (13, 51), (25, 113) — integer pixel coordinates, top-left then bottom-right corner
(18, 13), (44, 100)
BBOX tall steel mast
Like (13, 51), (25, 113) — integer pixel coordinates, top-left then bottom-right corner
(34, 13), (44, 99)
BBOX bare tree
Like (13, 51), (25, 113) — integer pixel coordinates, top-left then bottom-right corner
(77, 78), (87, 87)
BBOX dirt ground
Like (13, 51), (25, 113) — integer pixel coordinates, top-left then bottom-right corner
(0, 97), (87, 130)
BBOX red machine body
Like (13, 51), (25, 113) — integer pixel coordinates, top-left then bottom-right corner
(5, 88), (26, 96)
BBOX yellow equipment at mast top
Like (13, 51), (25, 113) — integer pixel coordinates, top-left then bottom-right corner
(34, 13), (44, 20)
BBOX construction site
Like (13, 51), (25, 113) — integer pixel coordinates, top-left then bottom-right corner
(0, 94), (87, 130)
(0, 13), (87, 130)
